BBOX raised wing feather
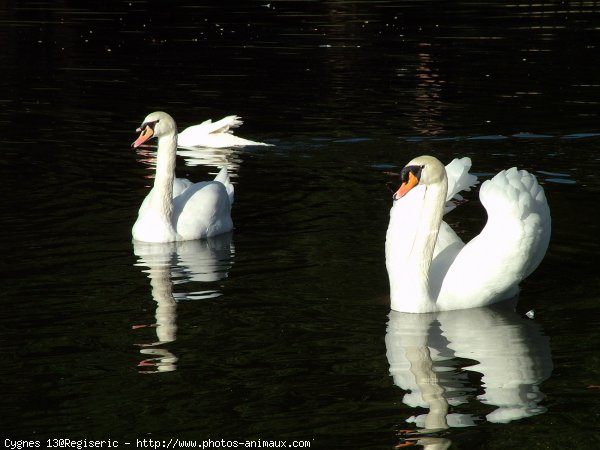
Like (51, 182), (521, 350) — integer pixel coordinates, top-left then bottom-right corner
(436, 168), (551, 310)
(444, 157), (478, 213)
(179, 116), (242, 137)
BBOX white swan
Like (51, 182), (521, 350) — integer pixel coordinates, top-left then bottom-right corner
(132, 111), (234, 243)
(177, 115), (271, 148)
(386, 155), (551, 313)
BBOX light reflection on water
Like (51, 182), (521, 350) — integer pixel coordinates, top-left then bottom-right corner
(386, 303), (552, 437)
(132, 234), (235, 373)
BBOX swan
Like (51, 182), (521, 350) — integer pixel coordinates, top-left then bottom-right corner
(132, 111), (234, 243)
(386, 155), (551, 313)
(177, 115), (271, 148)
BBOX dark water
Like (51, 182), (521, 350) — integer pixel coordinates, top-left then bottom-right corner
(1, 1), (599, 449)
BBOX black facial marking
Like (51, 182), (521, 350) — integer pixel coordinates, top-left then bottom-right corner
(140, 119), (160, 131)
(400, 164), (424, 184)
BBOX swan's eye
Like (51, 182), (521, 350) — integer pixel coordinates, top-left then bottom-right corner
(140, 119), (160, 131)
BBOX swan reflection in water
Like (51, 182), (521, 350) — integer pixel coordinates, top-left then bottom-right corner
(132, 233), (234, 373)
(386, 302), (552, 448)
(136, 145), (243, 181)
(177, 146), (243, 174)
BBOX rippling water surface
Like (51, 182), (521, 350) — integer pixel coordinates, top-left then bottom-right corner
(1, 1), (599, 449)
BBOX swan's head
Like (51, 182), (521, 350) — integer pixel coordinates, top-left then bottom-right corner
(393, 155), (446, 201)
(132, 111), (177, 148)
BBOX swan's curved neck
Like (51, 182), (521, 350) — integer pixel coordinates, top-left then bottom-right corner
(387, 180), (447, 313)
(412, 183), (446, 297)
(151, 133), (178, 217)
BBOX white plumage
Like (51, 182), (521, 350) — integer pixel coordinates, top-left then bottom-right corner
(132, 111), (234, 243)
(386, 155), (551, 313)
(177, 115), (271, 148)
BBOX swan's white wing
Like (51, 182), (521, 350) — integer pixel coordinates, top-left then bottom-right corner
(206, 115), (243, 134)
(177, 124), (210, 148)
(180, 116), (241, 136)
(430, 157), (477, 265)
(481, 168), (551, 278)
(172, 181), (233, 240)
(432, 157), (479, 267)
(444, 157), (478, 212)
(173, 177), (193, 197)
(437, 168), (551, 310)
(177, 116), (242, 147)
(177, 119), (213, 141)
(172, 169), (234, 240)
(139, 170), (233, 241)
(177, 116), (270, 148)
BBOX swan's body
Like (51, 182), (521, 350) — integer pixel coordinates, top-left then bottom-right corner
(132, 111), (234, 243)
(177, 115), (270, 148)
(386, 155), (550, 313)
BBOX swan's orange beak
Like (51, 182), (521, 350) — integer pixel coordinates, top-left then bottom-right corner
(132, 125), (154, 148)
(393, 171), (419, 200)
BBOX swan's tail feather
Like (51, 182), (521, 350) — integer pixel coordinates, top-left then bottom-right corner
(215, 167), (235, 205)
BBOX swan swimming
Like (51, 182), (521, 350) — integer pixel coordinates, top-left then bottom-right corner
(385, 155), (551, 313)
(131, 111), (234, 243)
